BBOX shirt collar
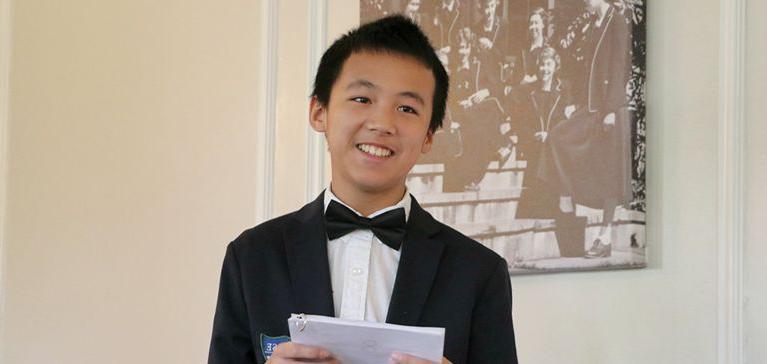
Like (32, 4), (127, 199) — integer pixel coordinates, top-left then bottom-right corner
(323, 185), (412, 222)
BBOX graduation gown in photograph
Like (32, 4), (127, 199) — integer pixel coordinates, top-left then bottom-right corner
(513, 79), (573, 219)
(537, 5), (633, 209)
(443, 63), (507, 191)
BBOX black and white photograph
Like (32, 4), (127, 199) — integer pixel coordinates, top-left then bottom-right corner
(362, 0), (647, 274)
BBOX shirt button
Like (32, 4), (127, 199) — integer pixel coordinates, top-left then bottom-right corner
(352, 267), (364, 276)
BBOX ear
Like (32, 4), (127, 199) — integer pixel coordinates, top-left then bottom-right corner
(420, 130), (434, 154)
(309, 96), (328, 132)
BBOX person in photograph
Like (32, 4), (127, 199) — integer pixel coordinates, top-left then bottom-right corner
(442, 26), (481, 191)
(475, 0), (507, 52)
(473, 0), (515, 161)
(471, 0), (511, 121)
(431, 0), (466, 71)
(362, 0), (390, 19)
(538, 0), (633, 259)
(443, 26), (508, 192)
(495, 53), (517, 160)
(404, 0), (425, 26)
(514, 47), (575, 220)
(518, 7), (550, 85)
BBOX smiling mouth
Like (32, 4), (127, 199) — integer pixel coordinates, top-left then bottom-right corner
(356, 143), (394, 158)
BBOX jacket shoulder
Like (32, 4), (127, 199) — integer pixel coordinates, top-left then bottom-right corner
(228, 211), (298, 253)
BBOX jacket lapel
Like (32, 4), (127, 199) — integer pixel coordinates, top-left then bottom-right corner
(386, 196), (444, 326)
(284, 192), (335, 317)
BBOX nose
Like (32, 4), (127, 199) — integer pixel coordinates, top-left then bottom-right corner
(366, 104), (396, 135)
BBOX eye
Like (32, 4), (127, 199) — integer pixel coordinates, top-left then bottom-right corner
(397, 105), (419, 115)
(350, 96), (371, 104)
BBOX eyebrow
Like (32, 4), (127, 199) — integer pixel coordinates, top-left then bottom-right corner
(346, 79), (377, 91)
(345, 79), (425, 106)
(399, 91), (425, 107)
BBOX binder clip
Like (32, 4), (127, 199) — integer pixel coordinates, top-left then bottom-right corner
(295, 313), (309, 332)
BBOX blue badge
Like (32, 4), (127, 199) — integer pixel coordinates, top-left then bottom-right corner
(260, 333), (290, 360)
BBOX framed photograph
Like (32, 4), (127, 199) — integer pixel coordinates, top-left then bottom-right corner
(361, 0), (647, 274)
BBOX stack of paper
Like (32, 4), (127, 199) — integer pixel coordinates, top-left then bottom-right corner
(287, 314), (445, 363)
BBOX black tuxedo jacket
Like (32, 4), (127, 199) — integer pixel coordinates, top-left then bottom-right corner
(209, 192), (518, 364)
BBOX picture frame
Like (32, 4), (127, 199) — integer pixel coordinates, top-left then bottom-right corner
(361, 0), (647, 274)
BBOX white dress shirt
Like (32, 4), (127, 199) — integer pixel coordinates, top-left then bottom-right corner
(323, 187), (411, 322)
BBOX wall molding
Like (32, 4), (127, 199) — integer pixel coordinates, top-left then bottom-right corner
(0, 0), (11, 359)
(306, 0), (328, 202)
(256, 0), (279, 223)
(717, 0), (746, 363)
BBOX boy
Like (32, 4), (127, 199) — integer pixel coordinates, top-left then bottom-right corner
(209, 15), (517, 364)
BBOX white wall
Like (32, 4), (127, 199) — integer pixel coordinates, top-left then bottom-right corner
(513, 0), (721, 360)
(0, 0), (762, 363)
(745, 0), (766, 362)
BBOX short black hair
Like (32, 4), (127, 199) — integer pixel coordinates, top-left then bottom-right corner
(311, 15), (449, 134)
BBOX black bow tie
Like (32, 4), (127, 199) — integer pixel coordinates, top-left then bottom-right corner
(324, 200), (407, 250)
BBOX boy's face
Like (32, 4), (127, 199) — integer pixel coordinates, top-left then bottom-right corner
(538, 57), (557, 82)
(484, 0), (498, 20)
(529, 14), (544, 39)
(406, 0), (421, 13)
(310, 51), (435, 197)
(584, 0), (603, 12)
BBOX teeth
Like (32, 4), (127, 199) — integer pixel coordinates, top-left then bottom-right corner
(357, 143), (393, 157)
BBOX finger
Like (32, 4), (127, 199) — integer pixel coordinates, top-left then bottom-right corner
(275, 343), (331, 359)
(272, 342), (332, 360)
(389, 352), (435, 364)
(268, 357), (339, 364)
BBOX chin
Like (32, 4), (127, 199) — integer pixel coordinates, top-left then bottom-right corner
(350, 174), (404, 194)
(356, 179), (400, 194)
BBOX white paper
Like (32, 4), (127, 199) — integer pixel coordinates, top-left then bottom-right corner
(287, 314), (445, 363)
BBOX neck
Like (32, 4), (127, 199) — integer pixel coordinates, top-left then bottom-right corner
(542, 78), (553, 91)
(329, 181), (406, 217)
(531, 37), (543, 49)
(485, 17), (494, 31)
(597, 3), (609, 19)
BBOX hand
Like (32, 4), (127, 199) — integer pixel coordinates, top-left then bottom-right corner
(564, 105), (576, 119)
(267, 342), (339, 364)
(470, 89), (490, 104)
(389, 352), (452, 364)
(436, 47), (450, 67)
(603, 112), (616, 126)
(499, 122), (511, 135)
(498, 146), (511, 158)
(437, 52), (449, 67)
(534, 131), (548, 142)
(479, 37), (493, 49)
(521, 74), (537, 85)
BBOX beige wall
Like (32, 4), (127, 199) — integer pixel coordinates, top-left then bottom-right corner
(2, 0), (262, 362)
(0, 0), (762, 363)
(271, 1), (358, 215)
